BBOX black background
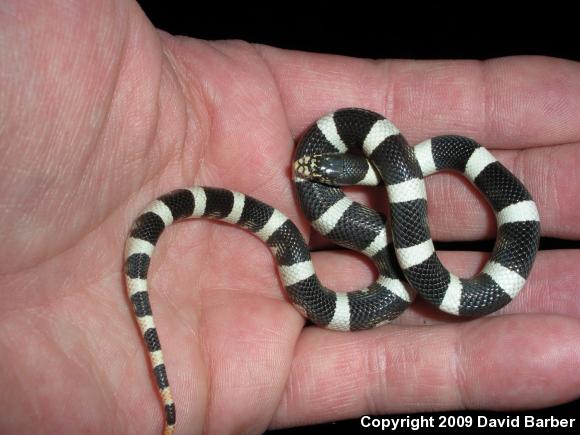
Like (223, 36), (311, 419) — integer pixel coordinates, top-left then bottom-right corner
(136, 1), (579, 432)
(136, 2), (579, 61)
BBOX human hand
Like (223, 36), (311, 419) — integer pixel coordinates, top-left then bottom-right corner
(0, 1), (578, 434)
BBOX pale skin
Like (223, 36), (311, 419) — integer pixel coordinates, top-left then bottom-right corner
(0, 1), (579, 434)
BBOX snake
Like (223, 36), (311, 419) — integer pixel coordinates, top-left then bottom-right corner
(123, 108), (540, 434)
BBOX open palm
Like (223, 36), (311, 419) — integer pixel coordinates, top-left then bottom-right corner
(1, 1), (579, 434)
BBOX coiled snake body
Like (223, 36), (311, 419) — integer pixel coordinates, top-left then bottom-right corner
(124, 108), (540, 434)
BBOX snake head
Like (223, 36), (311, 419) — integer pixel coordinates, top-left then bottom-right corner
(293, 153), (345, 185)
(293, 154), (322, 180)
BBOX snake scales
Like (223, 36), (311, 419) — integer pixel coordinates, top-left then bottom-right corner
(124, 108), (540, 434)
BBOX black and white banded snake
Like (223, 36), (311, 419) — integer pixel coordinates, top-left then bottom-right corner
(124, 108), (540, 434)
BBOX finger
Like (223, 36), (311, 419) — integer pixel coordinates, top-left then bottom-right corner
(420, 143), (580, 240)
(258, 48), (580, 149)
(307, 249), (580, 322)
(270, 314), (580, 428)
(304, 142), (579, 241)
(177, 43), (580, 240)
(254, 48), (580, 238)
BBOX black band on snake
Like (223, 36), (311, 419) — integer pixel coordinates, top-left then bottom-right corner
(124, 108), (540, 434)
